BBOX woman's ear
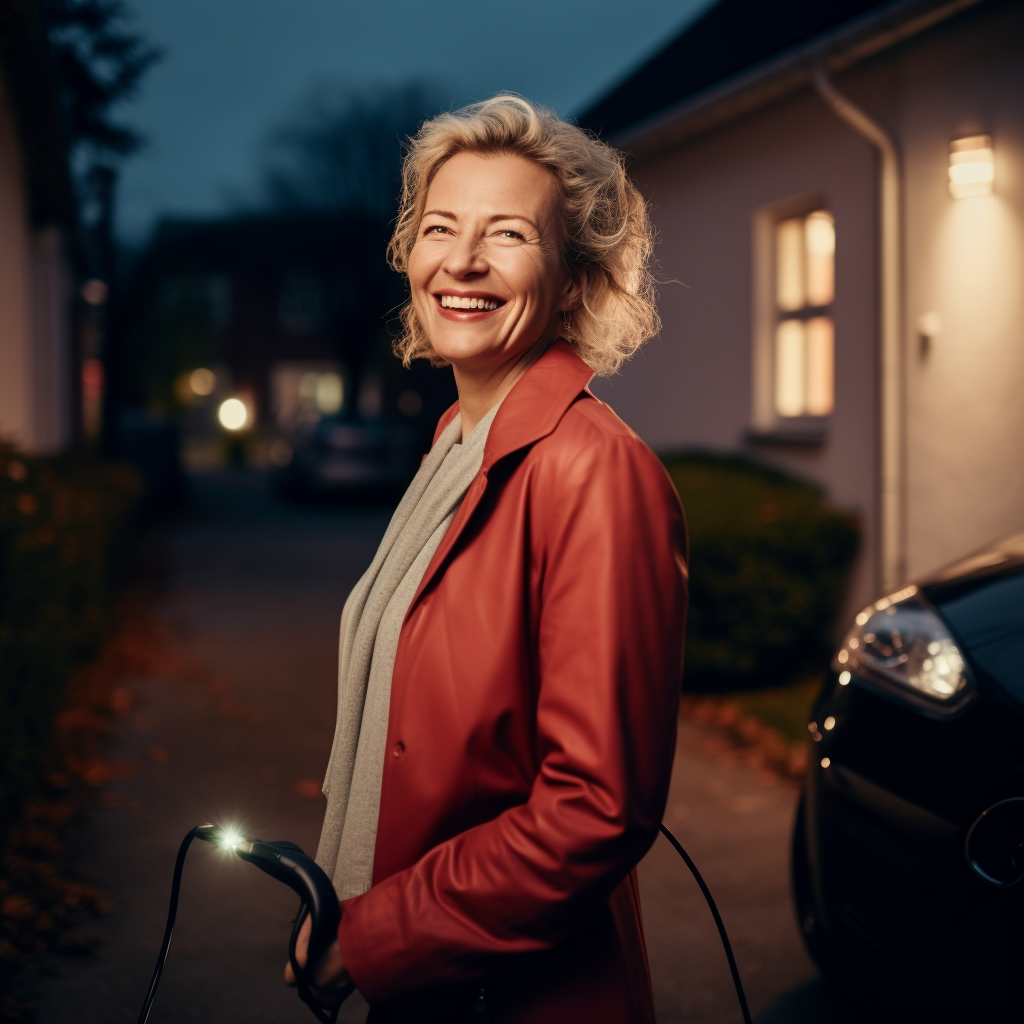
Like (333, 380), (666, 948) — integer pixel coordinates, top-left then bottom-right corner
(559, 273), (583, 313)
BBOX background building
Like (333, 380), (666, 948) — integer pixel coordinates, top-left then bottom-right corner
(123, 213), (456, 471)
(580, 0), (1024, 612)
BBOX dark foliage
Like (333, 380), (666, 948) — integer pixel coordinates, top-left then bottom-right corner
(0, 448), (139, 849)
(43, 0), (161, 164)
(664, 452), (860, 692)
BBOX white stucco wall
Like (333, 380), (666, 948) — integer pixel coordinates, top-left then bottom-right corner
(0, 75), (34, 449)
(898, 4), (1024, 578)
(592, 0), (1024, 610)
(0, 77), (75, 454)
(591, 81), (880, 615)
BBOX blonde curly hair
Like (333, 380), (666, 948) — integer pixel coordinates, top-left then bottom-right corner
(388, 94), (659, 376)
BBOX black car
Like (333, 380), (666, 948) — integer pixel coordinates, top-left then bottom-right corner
(793, 529), (1024, 1012)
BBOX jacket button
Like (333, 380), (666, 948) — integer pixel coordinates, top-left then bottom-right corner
(392, 741), (405, 758)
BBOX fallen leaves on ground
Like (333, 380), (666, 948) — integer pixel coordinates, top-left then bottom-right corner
(0, 592), (166, 1020)
(681, 697), (809, 781)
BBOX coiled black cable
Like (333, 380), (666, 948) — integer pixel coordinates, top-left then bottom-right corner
(659, 822), (752, 1024)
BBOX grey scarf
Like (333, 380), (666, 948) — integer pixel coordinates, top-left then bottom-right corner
(316, 405), (498, 898)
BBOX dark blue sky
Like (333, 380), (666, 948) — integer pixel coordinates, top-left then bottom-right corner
(117, 0), (714, 242)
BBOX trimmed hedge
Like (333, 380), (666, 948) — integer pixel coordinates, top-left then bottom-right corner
(0, 447), (140, 846)
(662, 452), (860, 693)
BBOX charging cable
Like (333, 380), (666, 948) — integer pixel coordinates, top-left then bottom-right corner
(659, 823), (752, 1024)
(136, 824), (350, 1024)
(138, 822), (750, 1024)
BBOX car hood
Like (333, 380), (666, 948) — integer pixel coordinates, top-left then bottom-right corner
(920, 528), (1024, 710)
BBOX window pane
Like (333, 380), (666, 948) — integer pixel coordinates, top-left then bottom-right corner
(775, 319), (806, 417)
(806, 316), (834, 415)
(805, 211), (835, 307)
(775, 218), (805, 312)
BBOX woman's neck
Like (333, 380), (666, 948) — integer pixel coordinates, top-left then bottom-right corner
(453, 336), (552, 439)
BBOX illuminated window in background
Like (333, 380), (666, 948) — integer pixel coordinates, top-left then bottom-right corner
(773, 210), (835, 418)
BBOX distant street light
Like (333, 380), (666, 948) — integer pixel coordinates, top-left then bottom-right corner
(218, 398), (248, 431)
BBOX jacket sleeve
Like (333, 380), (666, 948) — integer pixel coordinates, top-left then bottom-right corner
(336, 432), (688, 1000)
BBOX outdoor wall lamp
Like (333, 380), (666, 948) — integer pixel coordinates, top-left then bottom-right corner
(949, 135), (994, 198)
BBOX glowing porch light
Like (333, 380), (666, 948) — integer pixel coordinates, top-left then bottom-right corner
(949, 135), (994, 198)
(218, 397), (249, 431)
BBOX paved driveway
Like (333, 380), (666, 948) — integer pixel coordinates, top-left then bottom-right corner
(30, 470), (857, 1023)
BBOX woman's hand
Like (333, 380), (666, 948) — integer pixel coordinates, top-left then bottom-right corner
(283, 912), (350, 1004)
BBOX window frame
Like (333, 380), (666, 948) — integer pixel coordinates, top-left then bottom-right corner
(750, 194), (835, 444)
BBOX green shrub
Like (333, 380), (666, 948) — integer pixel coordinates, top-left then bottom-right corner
(0, 448), (140, 845)
(662, 452), (860, 692)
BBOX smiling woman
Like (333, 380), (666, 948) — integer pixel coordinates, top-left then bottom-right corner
(288, 95), (687, 1024)
(390, 95), (660, 380)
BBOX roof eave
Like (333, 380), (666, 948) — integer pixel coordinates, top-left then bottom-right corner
(607, 0), (988, 161)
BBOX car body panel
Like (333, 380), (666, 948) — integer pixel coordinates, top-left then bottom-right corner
(796, 528), (1024, 1005)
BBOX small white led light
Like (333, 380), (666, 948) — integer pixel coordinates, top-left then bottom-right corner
(219, 827), (245, 851)
(839, 671), (851, 686)
(820, 757), (831, 769)
(823, 716), (836, 731)
(949, 135), (994, 198)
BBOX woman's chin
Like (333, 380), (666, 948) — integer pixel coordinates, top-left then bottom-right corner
(430, 336), (518, 371)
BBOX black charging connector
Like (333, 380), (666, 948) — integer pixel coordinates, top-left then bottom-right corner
(135, 825), (350, 1024)
(138, 822), (750, 1024)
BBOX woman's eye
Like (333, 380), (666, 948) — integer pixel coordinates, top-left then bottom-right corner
(499, 229), (524, 240)
(424, 224), (450, 236)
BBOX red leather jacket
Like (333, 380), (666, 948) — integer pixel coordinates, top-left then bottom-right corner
(337, 341), (688, 1023)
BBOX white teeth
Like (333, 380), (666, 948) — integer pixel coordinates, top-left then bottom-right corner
(439, 295), (500, 311)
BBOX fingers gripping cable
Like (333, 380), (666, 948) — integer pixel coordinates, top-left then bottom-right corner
(135, 825), (353, 1024)
(137, 823), (749, 1024)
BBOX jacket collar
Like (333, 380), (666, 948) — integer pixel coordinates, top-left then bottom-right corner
(432, 339), (595, 471)
(407, 341), (593, 619)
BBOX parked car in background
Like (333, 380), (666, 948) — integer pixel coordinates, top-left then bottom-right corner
(794, 529), (1024, 1011)
(273, 416), (419, 499)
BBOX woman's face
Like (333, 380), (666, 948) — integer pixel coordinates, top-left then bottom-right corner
(408, 151), (579, 375)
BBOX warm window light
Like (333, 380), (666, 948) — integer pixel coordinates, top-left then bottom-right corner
(949, 135), (994, 198)
(218, 397), (248, 431)
(190, 368), (216, 396)
(773, 209), (835, 418)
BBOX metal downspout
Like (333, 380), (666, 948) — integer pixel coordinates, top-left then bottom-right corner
(812, 67), (904, 593)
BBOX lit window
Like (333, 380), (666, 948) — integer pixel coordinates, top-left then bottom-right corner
(773, 210), (835, 418)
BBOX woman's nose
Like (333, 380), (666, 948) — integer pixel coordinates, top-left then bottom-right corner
(442, 233), (488, 278)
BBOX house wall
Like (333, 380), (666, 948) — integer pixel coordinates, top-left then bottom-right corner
(0, 76), (34, 449)
(591, 78), (880, 615)
(0, 77), (75, 453)
(895, 1), (1024, 579)
(592, 0), (1024, 613)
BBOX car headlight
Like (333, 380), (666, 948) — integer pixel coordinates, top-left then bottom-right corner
(834, 584), (972, 706)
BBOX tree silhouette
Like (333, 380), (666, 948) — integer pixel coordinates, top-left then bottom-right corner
(44, 0), (161, 170)
(259, 80), (447, 223)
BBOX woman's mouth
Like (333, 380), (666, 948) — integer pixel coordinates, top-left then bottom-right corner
(436, 293), (505, 315)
